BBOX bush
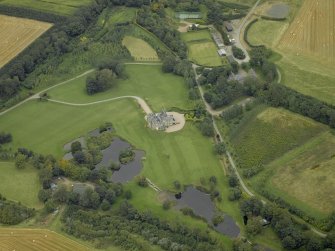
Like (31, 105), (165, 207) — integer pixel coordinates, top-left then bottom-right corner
(228, 187), (242, 201)
(232, 46), (246, 60)
(214, 142), (226, 155)
(86, 69), (116, 95)
(0, 132), (12, 144)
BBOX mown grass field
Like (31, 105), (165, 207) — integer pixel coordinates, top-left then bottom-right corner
(0, 228), (91, 251)
(231, 106), (326, 169)
(0, 162), (41, 208)
(251, 131), (335, 219)
(122, 36), (159, 61)
(247, 19), (288, 48)
(181, 30), (222, 67)
(47, 64), (191, 111)
(0, 15), (52, 68)
(0, 0), (92, 15)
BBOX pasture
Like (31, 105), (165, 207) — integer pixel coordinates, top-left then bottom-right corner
(0, 0), (92, 15)
(231, 106), (326, 169)
(247, 19), (288, 47)
(252, 131), (335, 218)
(0, 162), (41, 208)
(0, 15), (52, 68)
(122, 36), (159, 61)
(47, 64), (191, 111)
(0, 228), (90, 251)
(181, 30), (222, 66)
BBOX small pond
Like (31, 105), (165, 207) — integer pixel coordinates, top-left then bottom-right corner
(175, 186), (240, 238)
(95, 137), (144, 184)
(266, 3), (290, 19)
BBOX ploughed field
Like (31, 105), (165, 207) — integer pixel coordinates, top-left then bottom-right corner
(278, 0), (335, 65)
(0, 15), (52, 68)
(0, 228), (90, 251)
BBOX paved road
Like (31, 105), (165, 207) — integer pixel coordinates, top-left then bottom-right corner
(228, 0), (262, 63)
(193, 64), (254, 196)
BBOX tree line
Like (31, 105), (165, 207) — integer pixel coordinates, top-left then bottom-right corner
(240, 197), (335, 251)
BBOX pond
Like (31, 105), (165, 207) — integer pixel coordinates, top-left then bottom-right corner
(175, 186), (240, 238)
(95, 137), (144, 184)
(266, 3), (290, 19)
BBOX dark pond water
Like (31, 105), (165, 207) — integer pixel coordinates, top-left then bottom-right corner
(267, 3), (290, 19)
(110, 150), (144, 183)
(95, 137), (131, 169)
(176, 186), (240, 238)
(88, 127), (113, 137)
(95, 137), (144, 184)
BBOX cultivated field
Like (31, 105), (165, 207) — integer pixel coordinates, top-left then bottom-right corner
(181, 30), (222, 66)
(269, 131), (335, 215)
(0, 228), (90, 251)
(278, 0), (335, 66)
(0, 0), (92, 15)
(231, 106), (326, 169)
(0, 162), (41, 208)
(98, 7), (136, 27)
(0, 15), (52, 68)
(122, 36), (159, 61)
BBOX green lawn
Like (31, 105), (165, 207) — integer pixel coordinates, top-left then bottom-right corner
(276, 54), (335, 106)
(181, 30), (223, 67)
(0, 0), (92, 15)
(47, 64), (192, 112)
(0, 162), (41, 208)
(0, 94), (241, 246)
(231, 106), (326, 169)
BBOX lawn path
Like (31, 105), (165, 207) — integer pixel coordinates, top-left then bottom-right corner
(46, 96), (152, 114)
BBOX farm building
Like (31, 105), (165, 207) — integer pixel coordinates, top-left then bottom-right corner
(147, 111), (175, 130)
(212, 32), (224, 47)
(218, 48), (227, 56)
(224, 22), (234, 32)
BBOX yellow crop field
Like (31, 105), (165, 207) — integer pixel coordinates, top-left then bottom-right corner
(0, 228), (90, 251)
(0, 15), (52, 68)
(278, 0), (335, 65)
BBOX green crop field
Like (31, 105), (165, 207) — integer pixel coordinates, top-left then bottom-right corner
(0, 162), (41, 208)
(181, 30), (222, 67)
(98, 7), (137, 27)
(251, 131), (335, 219)
(122, 36), (159, 61)
(231, 106), (326, 169)
(0, 0), (93, 15)
(47, 64), (191, 111)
